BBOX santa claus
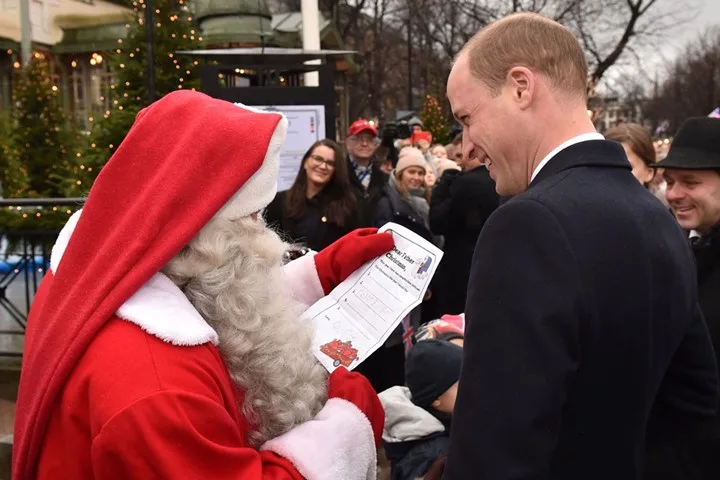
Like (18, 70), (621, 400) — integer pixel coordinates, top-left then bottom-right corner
(13, 91), (394, 479)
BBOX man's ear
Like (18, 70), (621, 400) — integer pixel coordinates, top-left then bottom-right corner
(507, 66), (534, 110)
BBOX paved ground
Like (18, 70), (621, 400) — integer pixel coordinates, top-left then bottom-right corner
(0, 362), (20, 480)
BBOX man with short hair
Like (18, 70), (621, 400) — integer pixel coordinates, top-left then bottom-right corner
(644, 116), (720, 479)
(345, 119), (389, 224)
(444, 13), (718, 479)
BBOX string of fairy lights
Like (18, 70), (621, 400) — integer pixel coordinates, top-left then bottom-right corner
(67, 0), (202, 181)
(2, 0), (202, 228)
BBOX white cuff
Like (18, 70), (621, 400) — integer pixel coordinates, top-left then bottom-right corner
(282, 252), (325, 310)
(260, 398), (377, 480)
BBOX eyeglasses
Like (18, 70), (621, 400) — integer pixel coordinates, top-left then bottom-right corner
(309, 154), (336, 169)
(348, 135), (380, 146)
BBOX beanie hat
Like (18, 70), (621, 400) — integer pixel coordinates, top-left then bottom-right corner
(437, 158), (461, 177)
(408, 116), (423, 128)
(405, 340), (463, 408)
(13, 90), (287, 478)
(395, 147), (427, 176)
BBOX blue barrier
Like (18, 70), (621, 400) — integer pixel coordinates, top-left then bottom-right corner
(0, 256), (51, 274)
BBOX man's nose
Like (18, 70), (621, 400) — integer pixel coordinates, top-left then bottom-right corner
(665, 184), (684, 202)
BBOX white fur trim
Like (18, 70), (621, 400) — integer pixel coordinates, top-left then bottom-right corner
(116, 273), (219, 346)
(260, 398), (377, 480)
(281, 252), (325, 309)
(48, 209), (218, 346)
(217, 106), (288, 220)
(50, 209), (83, 274)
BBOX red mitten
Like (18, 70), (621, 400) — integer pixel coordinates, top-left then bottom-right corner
(314, 228), (394, 294)
(328, 367), (385, 446)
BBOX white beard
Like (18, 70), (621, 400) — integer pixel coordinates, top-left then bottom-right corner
(162, 216), (328, 447)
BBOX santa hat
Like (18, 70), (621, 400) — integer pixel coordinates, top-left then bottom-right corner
(13, 90), (287, 479)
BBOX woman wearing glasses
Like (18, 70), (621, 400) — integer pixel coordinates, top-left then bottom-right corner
(265, 139), (361, 252)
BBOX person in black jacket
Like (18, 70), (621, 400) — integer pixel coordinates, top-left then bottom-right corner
(644, 117), (720, 480)
(430, 150), (499, 315)
(443, 14), (719, 480)
(345, 119), (390, 225)
(265, 139), (361, 251)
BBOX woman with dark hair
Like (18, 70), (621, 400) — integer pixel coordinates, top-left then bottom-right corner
(605, 123), (667, 205)
(265, 139), (361, 251)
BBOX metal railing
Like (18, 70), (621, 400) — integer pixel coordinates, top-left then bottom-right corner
(0, 198), (85, 357)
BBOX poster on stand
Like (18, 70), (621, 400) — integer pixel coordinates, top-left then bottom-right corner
(243, 104), (327, 191)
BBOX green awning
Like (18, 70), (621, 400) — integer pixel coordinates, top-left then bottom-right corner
(199, 16), (274, 45)
(0, 38), (19, 51)
(52, 23), (128, 54)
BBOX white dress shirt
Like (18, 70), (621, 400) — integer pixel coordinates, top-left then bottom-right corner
(530, 132), (605, 182)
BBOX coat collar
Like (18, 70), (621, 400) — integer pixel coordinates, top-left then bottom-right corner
(529, 140), (630, 189)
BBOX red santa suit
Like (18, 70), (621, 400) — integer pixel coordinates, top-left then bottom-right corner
(13, 91), (391, 480)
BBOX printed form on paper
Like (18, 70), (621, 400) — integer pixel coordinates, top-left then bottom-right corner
(304, 223), (443, 373)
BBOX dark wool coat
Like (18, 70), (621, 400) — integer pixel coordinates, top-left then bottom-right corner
(644, 222), (720, 480)
(264, 189), (361, 252)
(346, 156), (390, 227)
(444, 140), (719, 480)
(429, 166), (499, 315)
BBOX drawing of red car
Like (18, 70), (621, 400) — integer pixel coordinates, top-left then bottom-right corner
(320, 339), (359, 368)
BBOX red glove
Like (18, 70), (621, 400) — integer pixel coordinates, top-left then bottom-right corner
(328, 367), (385, 446)
(314, 228), (394, 294)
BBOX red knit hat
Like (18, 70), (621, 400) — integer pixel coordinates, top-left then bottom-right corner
(13, 90), (287, 479)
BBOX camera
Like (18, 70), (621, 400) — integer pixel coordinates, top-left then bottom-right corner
(380, 121), (412, 148)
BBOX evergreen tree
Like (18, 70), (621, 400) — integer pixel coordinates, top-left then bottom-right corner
(9, 54), (74, 197)
(82, 0), (203, 181)
(0, 111), (31, 198)
(420, 95), (450, 146)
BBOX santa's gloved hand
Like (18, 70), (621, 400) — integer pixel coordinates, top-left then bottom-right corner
(328, 367), (384, 446)
(314, 228), (394, 294)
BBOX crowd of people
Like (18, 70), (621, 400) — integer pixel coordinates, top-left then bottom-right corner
(10, 10), (720, 480)
(264, 116), (501, 396)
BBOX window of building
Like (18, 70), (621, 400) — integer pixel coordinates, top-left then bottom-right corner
(69, 58), (112, 128)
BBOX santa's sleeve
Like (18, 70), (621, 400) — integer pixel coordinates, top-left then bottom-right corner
(282, 252), (324, 309)
(90, 390), (304, 479)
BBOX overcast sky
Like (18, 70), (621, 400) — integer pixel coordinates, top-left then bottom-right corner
(603, 0), (720, 89)
(655, 0), (720, 66)
(668, 0), (720, 48)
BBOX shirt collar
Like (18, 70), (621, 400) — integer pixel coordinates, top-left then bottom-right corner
(531, 132), (605, 182)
